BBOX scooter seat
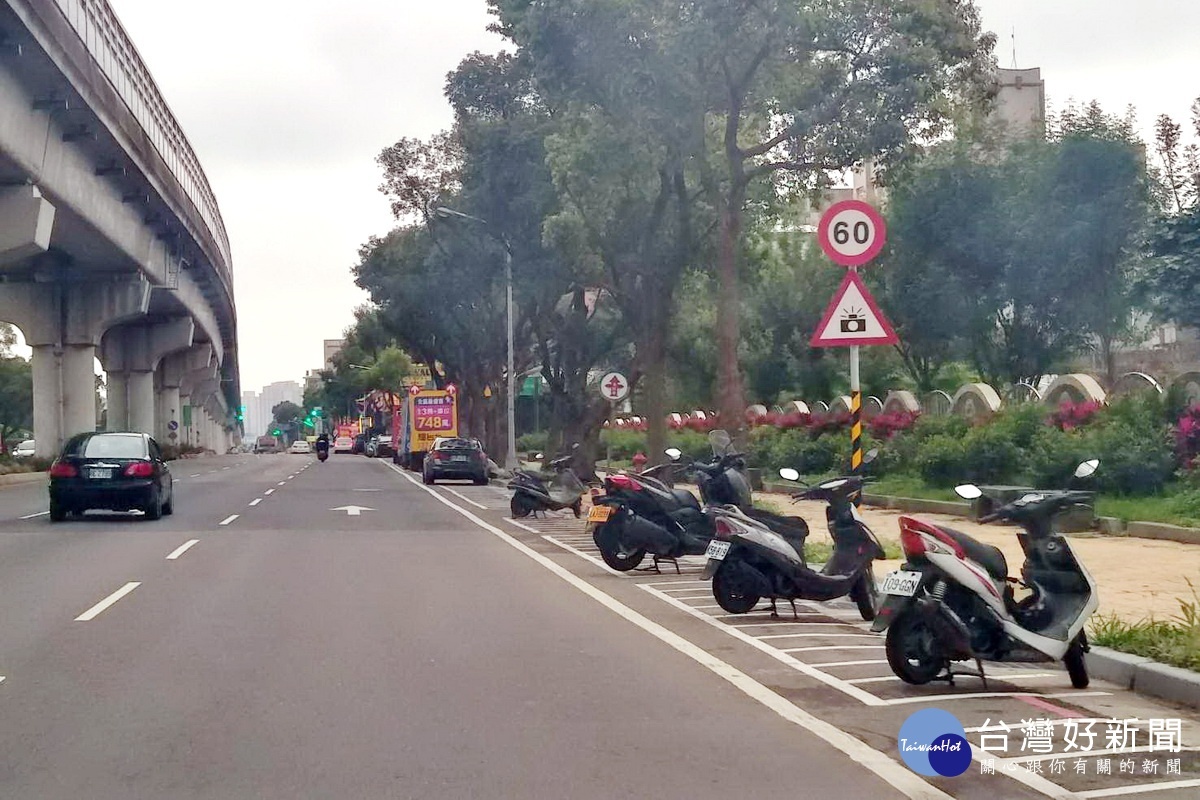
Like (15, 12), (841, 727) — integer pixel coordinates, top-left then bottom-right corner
(935, 525), (1008, 581)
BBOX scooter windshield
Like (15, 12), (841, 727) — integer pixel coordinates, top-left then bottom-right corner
(708, 429), (733, 457)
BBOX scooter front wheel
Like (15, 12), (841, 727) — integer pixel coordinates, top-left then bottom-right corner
(712, 562), (760, 614)
(850, 565), (879, 621)
(1064, 634), (1089, 689)
(885, 609), (946, 685)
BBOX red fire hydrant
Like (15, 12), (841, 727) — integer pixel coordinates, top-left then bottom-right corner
(631, 451), (648, 471)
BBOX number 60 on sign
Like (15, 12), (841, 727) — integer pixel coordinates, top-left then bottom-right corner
(817, 199), (887, 267)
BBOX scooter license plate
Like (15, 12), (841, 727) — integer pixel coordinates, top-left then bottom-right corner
(881, 570), (922, 597)
(587, 505), (612, 523)
(705, 540), (731, 561)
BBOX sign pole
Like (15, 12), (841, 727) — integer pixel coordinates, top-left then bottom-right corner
(607, 400), (614, 475)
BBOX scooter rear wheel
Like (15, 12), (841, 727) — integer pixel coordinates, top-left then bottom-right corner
(1064, 634), (1089, 689)
(850, 566), (879, 621)
(885, 609), (946, 685)
(712, 563), (760, 614)
(510, 494), (536, 518)
(593, 522), (645, 571)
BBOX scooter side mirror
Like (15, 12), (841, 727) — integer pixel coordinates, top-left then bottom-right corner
(534, 453), (544, 461)
(779, 468), (801, 482)
(664, 448), (682, 461)
(954, 484), (983, 500)
(863, 448), (879, 465)
(1074, 459), (1100, 478)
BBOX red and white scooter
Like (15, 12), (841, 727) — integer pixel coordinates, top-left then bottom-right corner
(871, 460), (1100, 689)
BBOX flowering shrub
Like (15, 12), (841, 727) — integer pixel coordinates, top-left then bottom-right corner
(1174, 405), (1200, 469)
(867, 411), (921, 439)
(1047, 399), (1103, 431)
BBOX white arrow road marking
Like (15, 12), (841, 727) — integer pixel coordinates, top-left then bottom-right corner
(76, 582), (141, 621)
(331, 505), (375, 516)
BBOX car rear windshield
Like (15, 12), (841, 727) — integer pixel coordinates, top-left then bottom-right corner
(437, 439), (479, 450)
(78, 434), (146, 459)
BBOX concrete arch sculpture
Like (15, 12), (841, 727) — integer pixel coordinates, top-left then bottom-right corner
(883, 390), (921, 415)
(952, 383), (1002, 419)
(1043, 374), (1107, 407)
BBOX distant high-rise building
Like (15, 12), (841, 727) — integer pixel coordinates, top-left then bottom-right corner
(323, 339), (345, 369)
(994, 67), (1046, 138)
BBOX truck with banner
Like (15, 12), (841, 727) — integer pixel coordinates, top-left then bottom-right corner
(393, 385), (458, 470)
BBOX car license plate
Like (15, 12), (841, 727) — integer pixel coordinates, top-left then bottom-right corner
(587, 505), (612, 523)
(87, 468), (113, 480)
(452, 455), (468, 462)
(881, 570), (922, 597)
(705, 540), (731, 560)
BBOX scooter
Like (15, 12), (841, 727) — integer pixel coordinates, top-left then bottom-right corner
(508, 453), (585, 519)
(701, 463), (886, 621)
(316, 441), (330, 463)
(870, 459), (1100, 689)
(588, 430), (808, 573)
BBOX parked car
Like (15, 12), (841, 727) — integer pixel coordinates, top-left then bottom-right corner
(367, 435), (394, 459)
(423, 437), (489, 485)
(289, 440), (312, 454)
(352, 433), (368, 455)
(12, 439), (35, 459)
(333, 436), (354, 453)
(48, 432), (173, 521)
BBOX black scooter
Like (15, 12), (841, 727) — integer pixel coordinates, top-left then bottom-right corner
(316, 439), (329, 463)
(588, 430), (808, 572)
(508, 453), (585, 518)
(701, 460), (885, 621)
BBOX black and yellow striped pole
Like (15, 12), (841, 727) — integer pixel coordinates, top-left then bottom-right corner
(850, 317), (863, 507)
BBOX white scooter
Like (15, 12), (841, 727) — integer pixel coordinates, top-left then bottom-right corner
(871, 459), (1100, 689)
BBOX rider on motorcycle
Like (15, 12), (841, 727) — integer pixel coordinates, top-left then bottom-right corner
(315, 434), (330, 455)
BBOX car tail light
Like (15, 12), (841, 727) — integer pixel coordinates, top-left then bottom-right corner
(432, 451), (445, 461)
(123, 461), (154, 477)
(49, 461), (77, 478)
(898, 516), (964, 559)
(607, 474), (643, 491)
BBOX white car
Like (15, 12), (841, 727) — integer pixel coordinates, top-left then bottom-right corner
(12, 440), (35, 459)
(288, 440), (312, 454)
(333, 436), (354, 453)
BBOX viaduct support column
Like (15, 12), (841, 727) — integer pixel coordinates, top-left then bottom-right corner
(0, 276), (151, 458)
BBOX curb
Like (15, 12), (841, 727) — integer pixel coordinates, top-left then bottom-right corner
(0, 471), (47, 488)
(1087, 646), (1200, 709)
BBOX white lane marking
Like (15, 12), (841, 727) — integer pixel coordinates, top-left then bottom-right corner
(386, 464), (945, 799)
(222, 466), (231, 470)
(542, 536), (623, 577)
(782, 645), (884, 653)
(1077, 779), (1200, 798)
(20, 511), (49, 519)
(277, 481), (286, 486)
(847, 672), (1058, 686)
(248, 498), (262, 507)
(191, 474), (201, 478)
(75, 582), (141, 621)
(882, 691), (1111, 707)
(288, 475), (295, 479)
(504, 518), (539, 534)
(816, 660), (890, 667)
(219, 514), (239, 526)
(441, 487), (487, 509)
(208, 470), (219, 474)
(166, 539), (199, 560)
(755, 633), (878, 640)
(265, 489), (275, 496)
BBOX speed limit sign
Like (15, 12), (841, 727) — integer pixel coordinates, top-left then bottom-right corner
(817, 200), (886, 267)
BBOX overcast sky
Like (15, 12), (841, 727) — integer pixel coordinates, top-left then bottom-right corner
(14, 1), (1199, 392)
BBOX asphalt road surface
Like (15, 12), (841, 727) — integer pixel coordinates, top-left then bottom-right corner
(1, 454), (1197, 799)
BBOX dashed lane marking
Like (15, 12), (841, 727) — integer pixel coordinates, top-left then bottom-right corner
(166, 539), (199, 560)
(219, 515), (239, 526)
(75, 582), (141, 621)
(248, 498), (261, 507)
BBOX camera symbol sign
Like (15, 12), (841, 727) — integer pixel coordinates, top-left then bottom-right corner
(811, 270), (898, 347)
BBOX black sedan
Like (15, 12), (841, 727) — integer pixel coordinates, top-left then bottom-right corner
(423, 437), (489, 485)
(48, 432), (174, 521)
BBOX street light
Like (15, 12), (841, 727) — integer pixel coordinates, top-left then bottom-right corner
(428, 204), (518, 470)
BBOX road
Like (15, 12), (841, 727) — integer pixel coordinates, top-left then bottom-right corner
(1, 453), (1197, 798)
(0, 453), (906, 799)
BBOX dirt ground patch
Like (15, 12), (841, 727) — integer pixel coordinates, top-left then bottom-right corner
(768, 495), (1200, 624)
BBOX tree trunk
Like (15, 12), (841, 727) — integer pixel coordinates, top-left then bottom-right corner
(639, 310), (670, 464)
(715, 190), (747, 436)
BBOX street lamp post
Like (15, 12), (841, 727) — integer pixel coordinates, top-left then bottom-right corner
(429, 205), (518, 470)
